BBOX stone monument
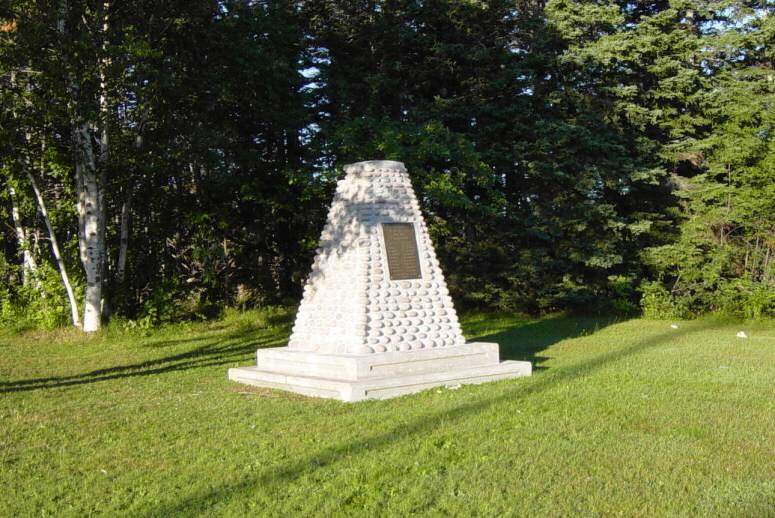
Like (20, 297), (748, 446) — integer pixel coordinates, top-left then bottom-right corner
(228, 160), (531, 401)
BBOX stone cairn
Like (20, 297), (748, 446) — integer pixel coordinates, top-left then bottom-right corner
(228, 160), (531, 401)
(288, 160), (464, 355)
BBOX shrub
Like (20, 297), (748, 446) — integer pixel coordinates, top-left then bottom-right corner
(639, 281), (691, 319)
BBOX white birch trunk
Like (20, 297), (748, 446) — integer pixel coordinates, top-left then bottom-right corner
(8, 187), (38, 285)
(116, 128), (142, 286)
(7, 72), (38, 287)
(61, 0), (110, 332)
(95, 0), (110, 321)
(27, 170), (82, 328)
(74, 123), (105, 332)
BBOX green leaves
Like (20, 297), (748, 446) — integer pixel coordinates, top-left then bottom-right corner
(0, 0), (771, 324)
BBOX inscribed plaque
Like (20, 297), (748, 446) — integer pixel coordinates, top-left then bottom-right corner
(382, 223), (421, 280)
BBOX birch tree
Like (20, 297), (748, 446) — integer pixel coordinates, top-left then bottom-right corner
(57, 0), (111, 332)
(26, 161), (81, 327)
(8, 185), (37, 286)
(5, 68), (38, 288)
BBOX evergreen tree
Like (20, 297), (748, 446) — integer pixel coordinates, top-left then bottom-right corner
(642, 5), (774, 317)
(0, 0), (771, 328)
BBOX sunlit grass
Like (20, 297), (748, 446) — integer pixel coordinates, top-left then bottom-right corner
(1, 309), (773, 516)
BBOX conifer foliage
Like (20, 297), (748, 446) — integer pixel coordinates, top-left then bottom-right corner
(0, 0), (771, 329)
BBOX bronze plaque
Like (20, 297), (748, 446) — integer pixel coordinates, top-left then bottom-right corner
(382, 223), (422, 280)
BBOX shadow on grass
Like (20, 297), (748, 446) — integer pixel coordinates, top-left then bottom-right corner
(145, 320), (715, 516)
(0, 326), (288, 394)
(468, 314), (622, 369)
(0, 312), (612, 395)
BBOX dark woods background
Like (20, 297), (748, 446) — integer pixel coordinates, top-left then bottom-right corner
(0, 0), (772, 330)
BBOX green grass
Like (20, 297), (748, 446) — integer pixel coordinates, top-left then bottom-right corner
(1, 308), (773, 516)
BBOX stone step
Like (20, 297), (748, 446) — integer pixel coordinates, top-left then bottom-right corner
(256, 342), (502, 381)
(228, 357), (531, 402)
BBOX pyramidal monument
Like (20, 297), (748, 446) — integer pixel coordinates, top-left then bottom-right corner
(228, 160), (531, 401)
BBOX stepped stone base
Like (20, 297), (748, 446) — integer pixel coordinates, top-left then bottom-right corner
(228, 342), (531, 402)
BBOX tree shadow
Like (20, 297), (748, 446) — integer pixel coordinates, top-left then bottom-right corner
(0, 313), (615, 395)
(466, 313), (622, 369)
(144, 320), (715, 516)
(0, 326), (288, 394)
(265, 309), (297, 327)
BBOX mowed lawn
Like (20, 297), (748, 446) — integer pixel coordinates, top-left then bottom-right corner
(0, 309), (773, 516)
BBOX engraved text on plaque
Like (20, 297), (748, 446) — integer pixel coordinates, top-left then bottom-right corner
(382, 223), (421, 280)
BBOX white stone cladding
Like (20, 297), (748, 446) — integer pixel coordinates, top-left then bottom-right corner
(287, 160), (465, 355)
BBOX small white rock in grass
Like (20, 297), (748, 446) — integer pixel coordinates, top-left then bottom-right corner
(736, 331), (748, 339)
(670, 324), (679, 329)
(446, 384), (462, 390)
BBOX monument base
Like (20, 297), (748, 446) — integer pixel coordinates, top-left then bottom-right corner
(228, 342), (531, 402)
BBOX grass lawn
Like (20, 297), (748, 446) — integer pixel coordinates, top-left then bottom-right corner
(1, 308), (773, 516)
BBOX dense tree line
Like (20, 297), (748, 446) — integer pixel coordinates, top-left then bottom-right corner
(0, 0), (772, 331)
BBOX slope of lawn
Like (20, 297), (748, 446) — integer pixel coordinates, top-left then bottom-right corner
(0, 308), (773, 516)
